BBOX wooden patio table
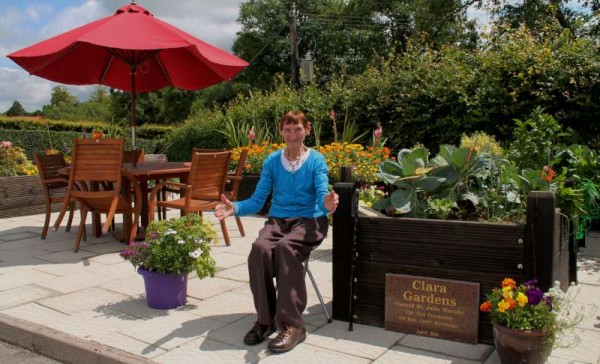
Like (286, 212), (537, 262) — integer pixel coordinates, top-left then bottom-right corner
(58, 161), (191, 242)
(121, 161), (191, 233)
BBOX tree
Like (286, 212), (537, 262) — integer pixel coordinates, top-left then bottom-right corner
(484, 0), (595, 37)
(5, 101), (27, 116)
(50, 86), (77, 106)
(89, 86), (110, 103)
(232, 0), (481, 89)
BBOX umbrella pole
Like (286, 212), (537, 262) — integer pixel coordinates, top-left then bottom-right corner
(130, 65), (137, 166)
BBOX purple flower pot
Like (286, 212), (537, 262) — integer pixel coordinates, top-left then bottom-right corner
(138, 268), (188, 309)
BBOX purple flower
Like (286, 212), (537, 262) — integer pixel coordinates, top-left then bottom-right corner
(119, 248), (139, 259)
(524, 279), (538, 288)
(525, 287), (544, 304)
(148, 231), (159, 240)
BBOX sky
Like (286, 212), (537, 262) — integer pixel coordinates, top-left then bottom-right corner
(0, 0), (243, 112)
(0, 0), (498, 113)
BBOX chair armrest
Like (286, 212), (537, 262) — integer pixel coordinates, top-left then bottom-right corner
(149, 181), (190, 204)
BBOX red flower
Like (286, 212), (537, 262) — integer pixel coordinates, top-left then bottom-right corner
(541, 165), (556, 181)
(480, 301), (492, 313)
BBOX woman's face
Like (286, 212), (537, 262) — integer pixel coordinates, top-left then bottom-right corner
(280, 122), (310, 147)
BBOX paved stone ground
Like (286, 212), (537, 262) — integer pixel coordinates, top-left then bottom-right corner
(0, 211), (598, 363)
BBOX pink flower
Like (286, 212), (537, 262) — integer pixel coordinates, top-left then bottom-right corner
(0, 141), (13, 149)
(248, 128), (255, 143)
(374, 122), (383, 139)
(330, 109), (336, 121)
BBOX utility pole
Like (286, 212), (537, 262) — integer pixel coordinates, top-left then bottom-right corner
(289, 2), (299, 89)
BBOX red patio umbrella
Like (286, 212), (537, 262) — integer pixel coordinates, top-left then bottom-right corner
(8, 2), (248, 149)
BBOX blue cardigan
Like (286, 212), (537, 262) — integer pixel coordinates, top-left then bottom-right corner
(233, 149), (330, 218)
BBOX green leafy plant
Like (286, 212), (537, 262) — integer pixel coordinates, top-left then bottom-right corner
(358, 184), (387, 208)
(480, 278), (594, 349)
(120, 214), (217, 279)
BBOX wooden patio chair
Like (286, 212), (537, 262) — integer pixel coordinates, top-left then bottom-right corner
(193, 148), (248, 237)
(123, 149), (145, 164)
(54, 138), (141, 252)
(148, 150), (232, 245)
(33, 152), (77, 239)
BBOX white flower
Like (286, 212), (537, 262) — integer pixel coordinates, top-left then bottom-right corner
(195, 238), (204, 244)
(165, 228), (177, 235)
(177, 239), (186, 245)
(546, 281), (598, 348)
(188, 249), (202, 258)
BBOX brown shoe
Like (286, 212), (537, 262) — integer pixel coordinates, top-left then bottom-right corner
(267, 324), (306, 353)
(244, 322), (275, 345)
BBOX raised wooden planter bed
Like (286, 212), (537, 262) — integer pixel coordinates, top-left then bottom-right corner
(332, 183), (573, 345)
(0, 175), (58, 218)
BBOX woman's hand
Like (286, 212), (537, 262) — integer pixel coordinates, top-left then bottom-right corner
(324, 190), (339, 213)
(214, 194), (234, 221)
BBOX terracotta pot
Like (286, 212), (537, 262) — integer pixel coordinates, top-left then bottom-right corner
(492, 323), (552, 364)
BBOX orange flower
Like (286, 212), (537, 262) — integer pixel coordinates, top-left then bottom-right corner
(501, 278), (517, 289)
(479, 301), (492, 313)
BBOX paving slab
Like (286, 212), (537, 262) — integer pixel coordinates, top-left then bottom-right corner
(37, 286), (129, 315)
(373, 345), (482, 364)
(0, 285), (59, 310)
(398, 334), (494, 361)
(304, 321), (404, 359)
(152, 336), (268, 363)
(186, 276), (246, 300)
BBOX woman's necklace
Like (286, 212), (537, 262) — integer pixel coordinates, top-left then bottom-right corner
(286, 147), (304, 173)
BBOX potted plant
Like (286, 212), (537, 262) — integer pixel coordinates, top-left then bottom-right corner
(120, 213), (217, 309)
(479, 278), (593, 364)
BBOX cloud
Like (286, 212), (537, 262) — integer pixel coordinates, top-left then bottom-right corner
(0, 67), (54, 112)
(0, 0), (242, 112)
(0, 67), (94, 112)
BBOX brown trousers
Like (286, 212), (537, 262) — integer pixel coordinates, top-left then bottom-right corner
(248, 216), (329, 329)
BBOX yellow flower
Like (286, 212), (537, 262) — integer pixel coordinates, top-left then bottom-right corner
(516, 292), (528, 307)
(498, 300), (511, 313)
(502, 286), (513, 299)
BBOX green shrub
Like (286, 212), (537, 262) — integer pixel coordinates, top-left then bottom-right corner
(460, 131), (504, 156)
(0, 141), (37, 176)
(165, 112), (228, 162)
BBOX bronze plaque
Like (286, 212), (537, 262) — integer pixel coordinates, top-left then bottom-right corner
(385, 274), (480, 344)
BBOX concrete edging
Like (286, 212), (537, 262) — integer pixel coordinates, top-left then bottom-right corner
(0, 313), (154, 364)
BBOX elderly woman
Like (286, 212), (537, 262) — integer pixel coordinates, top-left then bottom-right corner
(215, 110), (339, 353)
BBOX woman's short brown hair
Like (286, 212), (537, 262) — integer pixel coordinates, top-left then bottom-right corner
(279, 110), (309, 131)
